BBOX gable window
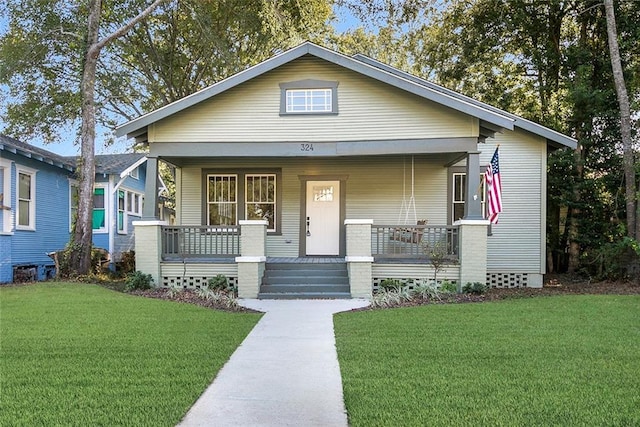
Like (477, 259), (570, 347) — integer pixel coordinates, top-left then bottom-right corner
(279, 80), (338, 115)
(286, 89), (332, 113)
(17, 169), (36, 230)
(128, 167), (139, 179)
(246, 174), (276, 231)
(451, 172), (486, 223)
(207, 175), (237, 226)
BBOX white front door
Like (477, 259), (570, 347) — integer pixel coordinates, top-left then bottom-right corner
(305, 180), (340, 255)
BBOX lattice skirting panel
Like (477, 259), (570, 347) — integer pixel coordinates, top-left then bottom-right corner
(486, 272), (529, 288)
(161, 275), (238, 290)
(372, 277), (458, 293)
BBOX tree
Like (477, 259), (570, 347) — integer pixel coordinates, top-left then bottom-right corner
(604, 0), (637, 241)
(72, 0), (169, 274)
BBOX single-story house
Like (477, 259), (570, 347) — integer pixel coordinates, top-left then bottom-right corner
(0, 135), (163, 282)
(115, 42), (576, 299)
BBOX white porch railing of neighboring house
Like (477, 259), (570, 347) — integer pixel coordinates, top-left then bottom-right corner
(371, 225), (459, 260)
(161, 226), (240, 260)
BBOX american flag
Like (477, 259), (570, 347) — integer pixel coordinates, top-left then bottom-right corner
(485, 147), (502, 224)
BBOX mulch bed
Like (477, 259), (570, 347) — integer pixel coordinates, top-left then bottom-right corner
(129, 288), (260, 313)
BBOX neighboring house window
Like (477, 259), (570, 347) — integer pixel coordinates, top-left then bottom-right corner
(117, 190), (126, 233)
(451, 172), (486, 223)
(93, 187), (107, 232)
(1, 161), (12, 233)
(70, 184), (78, 231)
(128, 167), (139, 179)
(16, 169), (36, 230)
(246, 174), (276, 231)
(69, 184), (108, 232)
(279, 80), (338, 115)
(207, 175), (237, 226)
(126, 191), (142, 216)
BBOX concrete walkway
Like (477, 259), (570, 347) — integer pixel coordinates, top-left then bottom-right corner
(177, 299), (370, 427)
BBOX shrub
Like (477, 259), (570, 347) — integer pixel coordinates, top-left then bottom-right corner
(439, 280), (458, 294)
(125, 271), (154, 291)
(208, 274), (229, 291)
(379, 278), (401, 292)
(462, 282), (488, 295)
(167, 282), (183, 298)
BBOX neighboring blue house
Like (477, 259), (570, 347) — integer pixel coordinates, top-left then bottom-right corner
(1, 134), (159, 283)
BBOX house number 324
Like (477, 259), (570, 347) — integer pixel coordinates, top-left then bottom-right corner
(300, 143), (314, 152)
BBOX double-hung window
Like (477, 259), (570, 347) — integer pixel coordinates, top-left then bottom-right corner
(17, 168), (36, 230)
(206, 171), (280, 232)
(126, 191), (142, 216)
(117, 190), (126, 233)
(92, 187), (106, 232)
(451, 172), (486, 223)
(246, 174), (276, 231)
(207, 175), (237, 227)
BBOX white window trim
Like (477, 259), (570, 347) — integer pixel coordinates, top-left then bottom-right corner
(451, 172), (487, 223)
(93, 184), (108, 234)
(69, 179), (78, 232)
(125, 190), (143, 217)
(0, 159), (13, 234)
(128, 167), (139, 179)
(117, 189), (127, 234)
(279, 79), (339, 115)
(16, 166), (37, 231)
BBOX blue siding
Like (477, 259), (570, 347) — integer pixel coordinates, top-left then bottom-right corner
(0, 234), (11, 282)
(4, 153), (73, 281)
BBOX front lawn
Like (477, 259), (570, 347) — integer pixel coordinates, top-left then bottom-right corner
(0, 283), (261, 426)
(335, 295), (640, 426)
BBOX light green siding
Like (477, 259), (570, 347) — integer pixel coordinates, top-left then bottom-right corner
(179, 156), (449, 257)
(480, 130), (546, 275)
(150, 57), (478, 143)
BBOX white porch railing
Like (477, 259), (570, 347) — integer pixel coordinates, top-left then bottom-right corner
(371, 225), (459, 260)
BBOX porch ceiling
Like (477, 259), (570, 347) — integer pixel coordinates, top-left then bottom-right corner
(152, 137), (478, 167)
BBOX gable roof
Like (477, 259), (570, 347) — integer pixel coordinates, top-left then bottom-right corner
(0, 134), (147, 177)
(0, 134), (75, 171)
(91, 153), (146, 175)
(115, 42), (576, 149)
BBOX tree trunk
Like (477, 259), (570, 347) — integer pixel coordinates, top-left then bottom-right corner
(604, 0), (637, 240)
(68, 0), (169, 275)
(70, 0), (102, 274)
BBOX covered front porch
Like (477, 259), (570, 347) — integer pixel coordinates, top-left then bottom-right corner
(134, 217), (487, 299)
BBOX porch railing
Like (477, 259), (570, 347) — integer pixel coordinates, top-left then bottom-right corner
(161, 226), (240, 259)
(372, 225), (459, 260)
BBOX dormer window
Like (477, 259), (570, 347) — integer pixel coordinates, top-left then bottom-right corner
(279, 79), (338, 115)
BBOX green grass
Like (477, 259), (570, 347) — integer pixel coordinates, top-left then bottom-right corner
(0, 282), (261, 426)
(335, 295), (640, 426)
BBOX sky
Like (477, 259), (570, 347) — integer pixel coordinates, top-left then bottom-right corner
(0, 4), (362, 157)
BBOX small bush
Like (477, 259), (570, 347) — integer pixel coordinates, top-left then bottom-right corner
(125, 271), (154, 291)
(208, 274), (229, 291)
(379, 278), (401, 292)
(167, 282), (183, 298)
(439, 280), (458, 294)
(462, 282), (488, 295)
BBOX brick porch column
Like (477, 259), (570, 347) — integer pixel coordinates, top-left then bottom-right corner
(345, 219), (374, 299)
(236, 220), (268, 299)
(132, 220), (164, 286)
(456, 219), (490, 288)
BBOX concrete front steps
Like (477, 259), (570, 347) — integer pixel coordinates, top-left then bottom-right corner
(259, 261), (350, 299)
